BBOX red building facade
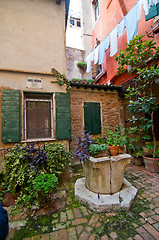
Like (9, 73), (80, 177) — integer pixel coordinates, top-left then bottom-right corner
(86, 0), (159, 86)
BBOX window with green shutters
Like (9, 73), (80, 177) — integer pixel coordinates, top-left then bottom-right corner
(145, 1), (159, 21)
(84, 102), (101, 135)
(2, 89), (21, 143)
(55, 92), (71, 139)
(24, 93), (53, 139)
(2, 90), (71, 142)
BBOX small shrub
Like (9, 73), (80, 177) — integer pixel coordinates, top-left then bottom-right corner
(33, 173), (58, 207)
(44, 142), (71, 175)
(89, 144), (108, 157)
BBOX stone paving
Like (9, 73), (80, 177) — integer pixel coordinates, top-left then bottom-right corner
(5, 162), (159, 240)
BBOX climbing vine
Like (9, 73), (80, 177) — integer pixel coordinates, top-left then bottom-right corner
(51, 68), (71, 91)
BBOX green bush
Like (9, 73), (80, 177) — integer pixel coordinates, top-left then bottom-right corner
(33, 173), (58, 207)
(2, 142), (71, 208)
(44, 142), (71, 175)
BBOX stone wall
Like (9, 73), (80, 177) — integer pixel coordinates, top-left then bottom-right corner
(70, 86), (124, 150)
(66, 47), (92, 80)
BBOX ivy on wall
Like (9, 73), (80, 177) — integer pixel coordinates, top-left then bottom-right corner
(51, 68), (71, 91)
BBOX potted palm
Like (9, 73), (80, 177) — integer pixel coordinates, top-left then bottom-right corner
(115, 35), (159, 172)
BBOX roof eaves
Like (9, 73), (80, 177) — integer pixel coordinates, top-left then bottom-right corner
(70, 82), (122, 92)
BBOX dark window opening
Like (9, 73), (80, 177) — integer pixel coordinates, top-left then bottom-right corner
(70, 19), (75, 25)
(24, 94), (53, 139)
(95, 0), (100, 21)
(77, 20), (81, 27)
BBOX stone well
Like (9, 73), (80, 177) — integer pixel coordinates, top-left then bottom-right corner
(85, 154), (131, 194)
(75, 154), (138, 212)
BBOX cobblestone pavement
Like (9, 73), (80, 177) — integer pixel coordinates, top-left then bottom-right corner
(5, 162), (159, 240)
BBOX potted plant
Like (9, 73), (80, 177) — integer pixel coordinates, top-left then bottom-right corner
(130, 145), (144, 166)
(106, 129), (119, 156)
(115, 126), (127, 154)
(33, 173), (58, 208)
(89, 144), (108, 158)
(115, 35), (159, 172)
(76, 61), (87, 70)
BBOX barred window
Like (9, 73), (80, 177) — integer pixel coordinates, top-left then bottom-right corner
(24, 94), (53, 139)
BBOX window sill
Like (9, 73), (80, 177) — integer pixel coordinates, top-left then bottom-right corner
(95, 70), (107, 82)
(21, 138), (56, 143)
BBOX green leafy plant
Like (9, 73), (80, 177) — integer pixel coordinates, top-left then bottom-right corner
(106, 129), (119, 146)
(115, 34), (159, 157)
(93, 137), (107, 144)
(44, 142), (71, 175)
(89, 144), (108, 157)
(33, 173), (58, 207)
(130, 145), (144, 158)
(115, 126), (127, 147)
(71, 78), (95, 84)
(77, 61), (87, 69)
(51, 68), (71, 90)
(2, 142), (71, 208)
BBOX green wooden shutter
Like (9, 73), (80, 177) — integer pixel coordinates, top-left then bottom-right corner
(2, 89), (21, 142)
(55, 92), (71, 139)
(84, 102), (101, 135)
(145, 2), (159, 21)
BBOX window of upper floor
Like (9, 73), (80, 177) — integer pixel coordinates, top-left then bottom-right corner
(145, 1), (159, 21)
(92, 0), (100, 26)
(95, 0), (100, 22)
(69, 17), (81, 28)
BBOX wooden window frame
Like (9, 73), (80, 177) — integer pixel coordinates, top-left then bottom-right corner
(24, 93), (53, 140)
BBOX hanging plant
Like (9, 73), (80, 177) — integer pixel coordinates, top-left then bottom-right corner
(51, 68), (71, 91)
(77, 61), (87, 69)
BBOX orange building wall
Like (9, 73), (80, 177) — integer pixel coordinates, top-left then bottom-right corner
(91, 0), (159, 85)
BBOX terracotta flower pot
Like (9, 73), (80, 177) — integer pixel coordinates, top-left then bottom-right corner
(143, 154), (159, 173)
(108, 146), (119, 156)
(134, 156), (144, 166)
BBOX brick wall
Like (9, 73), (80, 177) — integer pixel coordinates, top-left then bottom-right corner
(70, 87), (124, 150)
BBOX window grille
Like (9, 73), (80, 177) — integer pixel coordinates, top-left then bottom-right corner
(24, 94), (53, 139)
